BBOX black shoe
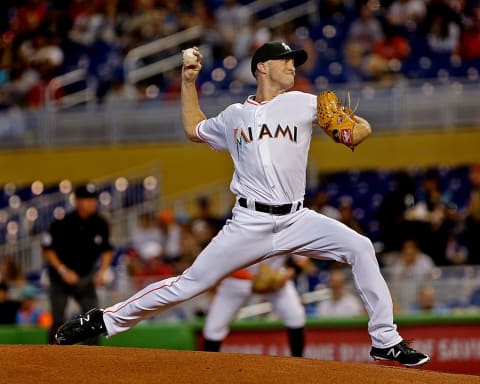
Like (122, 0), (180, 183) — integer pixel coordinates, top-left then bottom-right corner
(55, 308), (107, 345)
(370, 340), (430, 367)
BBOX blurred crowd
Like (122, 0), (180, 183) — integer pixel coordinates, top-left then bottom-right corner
(0, 0), (479, 111)
(0, 259), (51, 328)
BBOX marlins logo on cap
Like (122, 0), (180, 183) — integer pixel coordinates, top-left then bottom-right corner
(250, 41), (308, 77)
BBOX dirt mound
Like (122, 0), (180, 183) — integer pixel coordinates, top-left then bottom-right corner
(1, 345), (479, 384)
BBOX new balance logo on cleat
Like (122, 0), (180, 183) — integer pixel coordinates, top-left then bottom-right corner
(386, 348), (401, 359)
(370, 341), (430, 367)
(79, 314), (90, 325)
(55, 308), (106, 345)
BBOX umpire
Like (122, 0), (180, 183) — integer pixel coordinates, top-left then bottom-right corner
(42, 184), (114, 344)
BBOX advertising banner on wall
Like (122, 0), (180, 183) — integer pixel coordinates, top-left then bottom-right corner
(198, 323), (480, 375)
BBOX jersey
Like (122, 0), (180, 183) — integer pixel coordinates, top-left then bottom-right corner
(196, 92), (317, 204)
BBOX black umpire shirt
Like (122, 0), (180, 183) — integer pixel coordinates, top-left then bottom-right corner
(42, 211), (113, 282)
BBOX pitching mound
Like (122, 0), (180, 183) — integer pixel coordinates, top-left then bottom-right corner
(1, 345), (479, 384)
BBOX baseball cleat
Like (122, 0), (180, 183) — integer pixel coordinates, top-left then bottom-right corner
(55, 308), (107, 345)
(370, 340), (430, 367)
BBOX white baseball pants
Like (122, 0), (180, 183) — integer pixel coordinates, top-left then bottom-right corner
(103, 205), (402, 348)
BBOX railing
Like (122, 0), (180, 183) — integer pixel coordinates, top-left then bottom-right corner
(45, 68), (95, 111)
(124, 26), (208, 85)
(1, 79), (477, 149)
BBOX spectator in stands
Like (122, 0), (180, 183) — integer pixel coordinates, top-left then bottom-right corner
(15, 284), (52, 328)
(191, 217), (218, 255)
(0, 66), (39, 108)
(459, 163), (480, 264)
(20, 32), (65, 109)
(130, 211), (164, 263)
(122, 0), (169, 46)
(361, 21), (411, 82)
(404, 168), (457, 265)
(104, 77), (143, 105)
(68, 1), (109, 47)
(377, 170), (416, 253)
(444, 233), (469, 265)
(214, 0), (250, 55)
(162, 69), (183, 101)
(308, 189), (341, 221)
(343, 2), (384, 78)
(175, 216), (204, 273)
(318, 0), (350, 23)
(390, 237), (436, 281)
(456, 5), (480, 62)
(385, 0), (427, 33)
(10, 0), (49, 37)
(0, 88), (27, 140)
(316, 267), (365, 318)
(66, 1), (125, 103)
(420, 1), (462, 55)
(0, 256), (28, 300)
(410, 284), (450, 315)
(126, 248), (174, 290)
(157, 209), (183, 264)
(337, 196), (366, 235)
(192, 195), (225, 237)
(41, 184), (114, 344)
(125, 210), (173, 285)
(0, 282), (20, 324)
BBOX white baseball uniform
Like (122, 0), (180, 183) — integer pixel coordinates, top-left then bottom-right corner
(203, 256), (306, 342)
(103, 91), (402, 349)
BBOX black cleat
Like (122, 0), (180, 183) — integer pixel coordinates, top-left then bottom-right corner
(55, 308), (107, 345)
(370, 340), (430, 367)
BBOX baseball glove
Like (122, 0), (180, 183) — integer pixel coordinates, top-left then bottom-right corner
(317, 90), (356, 150)
(252, 263), (286, 294)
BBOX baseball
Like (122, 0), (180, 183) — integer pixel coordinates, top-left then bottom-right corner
(183, 48), (197, 65)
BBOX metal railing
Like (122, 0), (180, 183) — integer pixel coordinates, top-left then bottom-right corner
(1, 79), (477, 149)
(45, 68), (95, 111)
(124, 26), (207, 85)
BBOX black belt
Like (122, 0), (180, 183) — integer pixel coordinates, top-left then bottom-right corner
(238, 197), (302, 215)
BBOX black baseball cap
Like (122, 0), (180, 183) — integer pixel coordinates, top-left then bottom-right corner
(251, 41), (308, 77)
(74, 184), (98, 199)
